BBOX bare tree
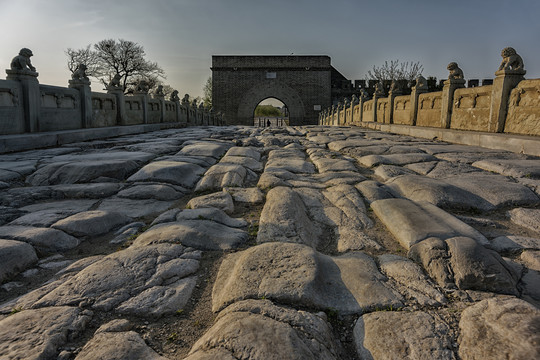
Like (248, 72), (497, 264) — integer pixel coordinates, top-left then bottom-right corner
(202, 76), (212, 108)
(366, 60), (424, 82)
(66, 39), (165, 93)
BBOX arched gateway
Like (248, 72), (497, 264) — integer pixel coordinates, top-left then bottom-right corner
(212, 55), (333, 126)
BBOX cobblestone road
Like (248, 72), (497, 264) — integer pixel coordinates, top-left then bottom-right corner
(0, 126), (539, 359)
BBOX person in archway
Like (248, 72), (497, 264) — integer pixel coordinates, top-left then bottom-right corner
(267, 119), (271, 127)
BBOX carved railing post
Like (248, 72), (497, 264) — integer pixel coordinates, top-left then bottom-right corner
(410, 76), (428, 126)
(6, 48), (40, 132)
(107, 88), (126, 125)
(489, 47), (526, 132)
(441, 62), (466, 128)
(68, 71), (92, 128)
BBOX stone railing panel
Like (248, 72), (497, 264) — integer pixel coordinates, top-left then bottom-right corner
(91, 93), (117, 128)
(164, 101), (177, 122)
(505, 79), (540, 136)
(451, 86), (492, 131)
(363, 100), (374, 122)
(416, 91), (443, 128)
(125, 96), (145, 125)
(0, 80), (24, 134)
(392, 95), (411, 125)
(39, 85), (80, 131)
(147, 99), (161, 124)
(376, 98), (389, 123)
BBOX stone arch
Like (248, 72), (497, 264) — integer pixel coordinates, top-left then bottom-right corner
(237, 80), (305, 126)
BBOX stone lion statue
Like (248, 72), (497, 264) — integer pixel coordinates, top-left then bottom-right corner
(10, 48), (36, 72)
(498, 47), (524, 71)
(414, 75), (428, 90)
(374, 82), (385, 96)
(108, 74), (121, 88)
(155, 85), (164, 96)
(170, 90), (180, 102)
(71, 64), (89, 81)
(182, 94), (190, 104)
(135, 80), (149, 93)
(359, 88), (370, 100)
(447, 62), (464, 80)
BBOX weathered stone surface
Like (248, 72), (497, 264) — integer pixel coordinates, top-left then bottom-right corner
(446, 237), (519, 295)
(0, 239), (38, 283)
(0, 206), (26, 226)
(0, 225), (80, 253)
(117, 183), (185, 200)
(52, 210), (132, 237)
(473, 159), (540, 179)
(374, 164), (417, 181)
(9, 209), (74, 227)
(408, 237), (455, 288)
(458, 297), (540, 360)
(0, 306), (92, 360)
(354, 311), (455, 360)
(187, 190), (234, 214)
(312, 157), (357, 173)
(508, 208), (540, 234)
(378, 254), (446, 306)
(521, 250), (540, 271)
(225, 186), (264, 204)
(220, 155), (263, 172)
(176, 208), (247, 228)
(127, 161), (205, 187)
(20, 199), (97, 213)
(257, 187), (321, 247)
(224, 146), (261, 161)
(27, 160), (140, 186)
(212, 242), (403, 314)
(386, 175), (493, 211)
(358, 153), (436, 167)
(30, 244), (199, 316)
(490, 235), (540, 252)
(371, 198), (488, 250)
(178, 142), (230, 159)
(133, 220), (247, 250)
(355, 180), (395, 204)
(98, 197), (174, 218)
(76, 331), (168, 360)
(195, 163), (248, 191)
(187, 300), (340, 360)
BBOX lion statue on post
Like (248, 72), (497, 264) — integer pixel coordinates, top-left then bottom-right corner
(447, 62), (464, 80)
(71, 64), (89, 81)
(498, 47), (524, 71)
(10, 48), (36, 73)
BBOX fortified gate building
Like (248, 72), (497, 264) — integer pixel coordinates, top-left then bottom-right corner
(211, 55), (357, 126)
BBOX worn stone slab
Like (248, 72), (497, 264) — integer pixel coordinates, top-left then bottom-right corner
(20, 199), (97, 213)
(385, 175), (494, 211)
(371, 198), (488, 250)
(178, 142), (230, 159)
(132, 220), (248, 250)
(374, 164), (417, 181)
(127, 160), (205, 188)
(187, 300), (340, 360)
(220, 155), (263, 172)
(265, 157), (316, 174)
(446, 237), (519, 295)
(0, 306), (92, 360)
(378, 254), (446, 306)
(508, 208), (540, 234)
(27, 160), (140, 186)
(187, 190), (234, 214)
(51, 210), (131, 237)
(10, 209), (75, 227)
(312, 157), (357, 173)
(357, 153), (436, 167)
(212, 242), (403, 314)
(0, 206), (26, 226)
(327, 138), (381, 152)
(458, 297), (540, 360)
(195, 163), (248, 191)
(0, 225), (80, 253)
(406, 160), (481, 178)
(224, 146), (261, 161)
(473, 159), (540, 179)
(490, 235), (540, 252)
(257, 187), (322, 248)
(31, 244), (199, 315)
(224, 187), (264, 204)
(354, 311), (455, 360)
(42, 150), (154, 164)
(98, 197), (174, 218)
(75, 331), (168, 360)
(117, 183), (185, 200)
(355, 180), (395, 204)
(521, 250), (540, 271)
(176, 208), (247, 228)
(0, 239), (38, 283)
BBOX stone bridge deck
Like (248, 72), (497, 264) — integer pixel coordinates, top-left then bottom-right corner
(0, 126), (539, 359)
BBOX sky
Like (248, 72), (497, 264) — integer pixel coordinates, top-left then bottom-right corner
(1, 0), (539, 99)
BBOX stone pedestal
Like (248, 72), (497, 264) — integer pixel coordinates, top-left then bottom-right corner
(387, 89), (402, 124)
(372, 93), (382, 123)
(68, 79), (92, 128)
(410, 85), (428, 126)
(488, 69), (525, 132)
(441, 78), (466, 128)
(107, 87), (127, 125)
(155, 94), (165, 123)
(6, 69), (40, 132)
(350, 96), (359, 125)
(133, 91), (149, 124)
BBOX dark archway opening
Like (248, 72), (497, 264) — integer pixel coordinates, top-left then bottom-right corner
(253, 97), (289, 127)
